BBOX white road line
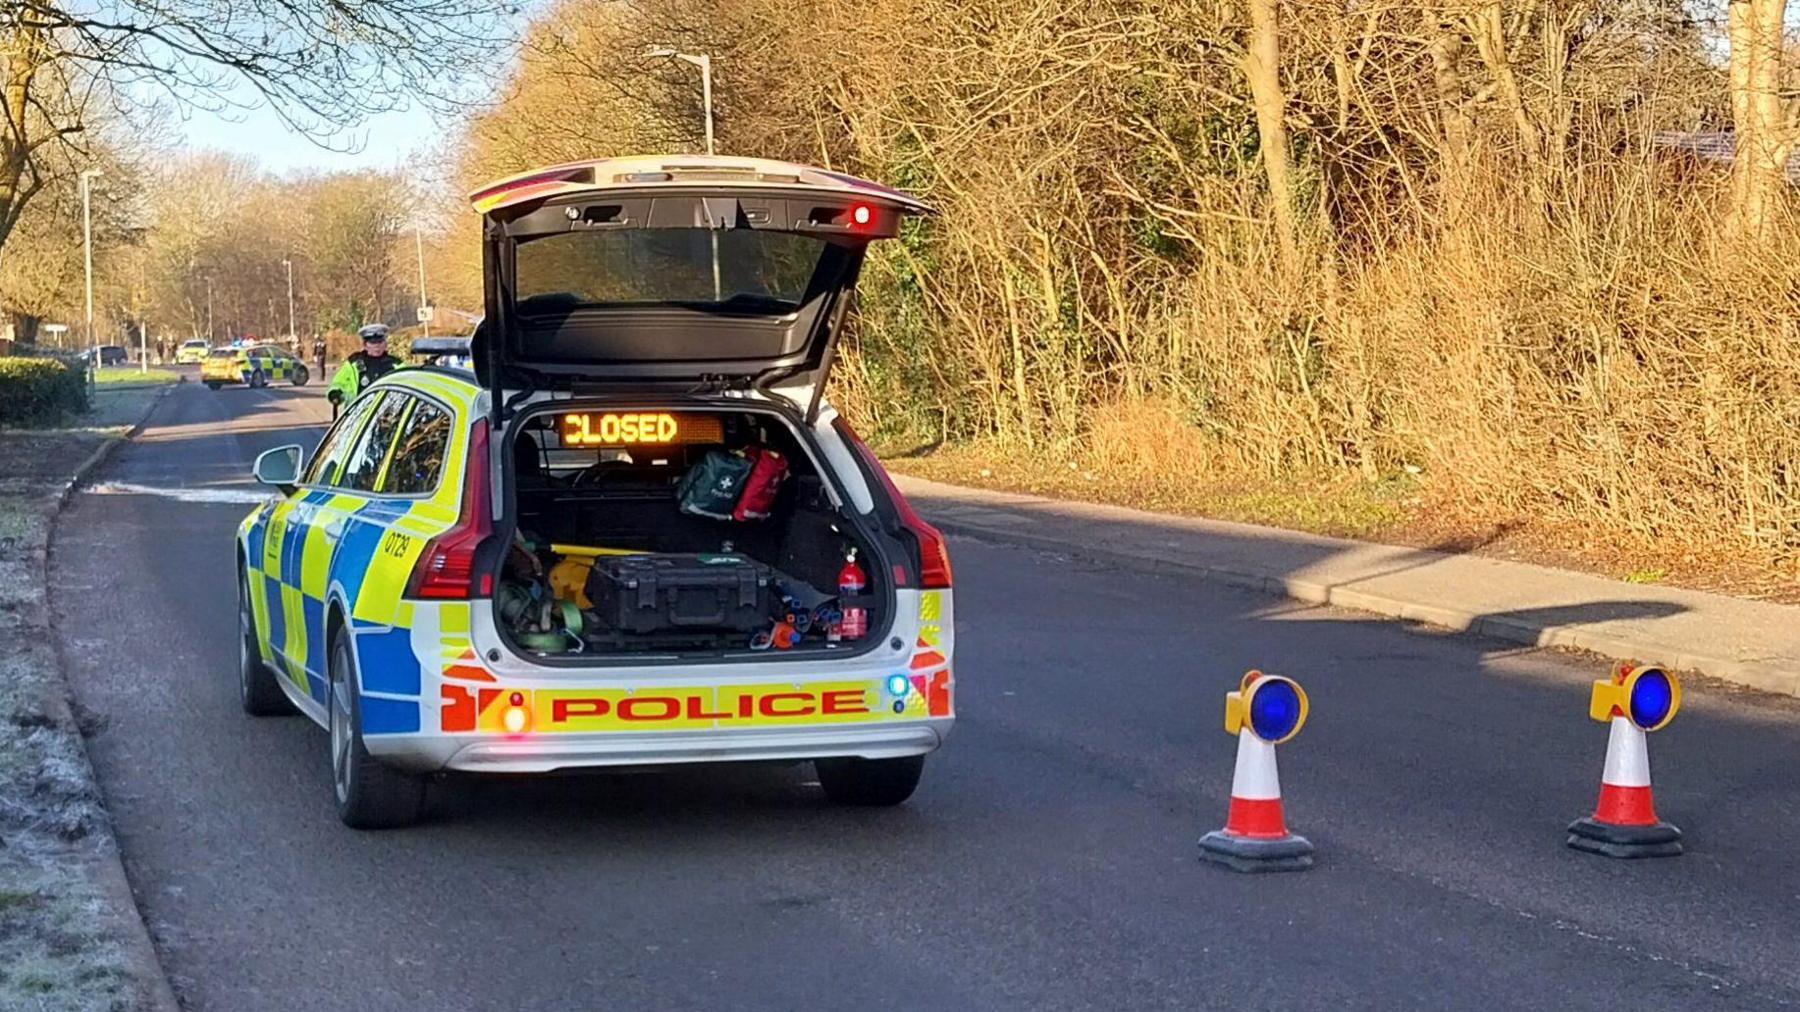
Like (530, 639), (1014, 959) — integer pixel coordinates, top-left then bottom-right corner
(85, 481), (274, 505)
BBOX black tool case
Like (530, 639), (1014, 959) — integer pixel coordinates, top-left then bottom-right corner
(586, 554), (775, 635)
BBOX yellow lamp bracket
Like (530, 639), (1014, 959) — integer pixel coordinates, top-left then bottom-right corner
(1586, 660), (1680, 731)
(1222, 669), (1309, 744)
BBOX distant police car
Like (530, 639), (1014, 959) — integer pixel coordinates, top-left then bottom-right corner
(236, 156), (955, 828)
(407, 334), (473, 370)
(175, 339), (211, 365)
(203, 344), (310, 390)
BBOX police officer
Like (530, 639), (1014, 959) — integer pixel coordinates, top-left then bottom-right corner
(327, 324), (399, 414)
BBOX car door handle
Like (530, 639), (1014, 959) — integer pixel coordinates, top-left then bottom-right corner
(321, 518), (346, 543)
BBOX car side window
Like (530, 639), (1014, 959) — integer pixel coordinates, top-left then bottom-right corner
(380, 400), (452, 496)
(304, 394), (380, 486)
(340, 392), (411, 492)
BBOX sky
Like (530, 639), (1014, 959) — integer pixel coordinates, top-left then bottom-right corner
(177, 100), (454, 176)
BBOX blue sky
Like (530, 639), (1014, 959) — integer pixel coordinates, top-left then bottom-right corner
(178, 100), (453, 175)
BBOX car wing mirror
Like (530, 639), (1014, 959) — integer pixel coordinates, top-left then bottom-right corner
(252, 444), (305, 495)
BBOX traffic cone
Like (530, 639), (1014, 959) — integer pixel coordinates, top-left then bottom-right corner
(1199, 727), (1314, 872)
(1567, 715), (1682, 858)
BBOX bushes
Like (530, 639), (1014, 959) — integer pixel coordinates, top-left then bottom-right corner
(0, 357), (90, 427)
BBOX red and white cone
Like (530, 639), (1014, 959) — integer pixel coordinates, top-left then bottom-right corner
(1567, 715), (1682, 858)
(1199, 728), (1313, 872)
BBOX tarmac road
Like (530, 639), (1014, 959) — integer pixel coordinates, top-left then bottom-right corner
(50, 377), (1800, 1011)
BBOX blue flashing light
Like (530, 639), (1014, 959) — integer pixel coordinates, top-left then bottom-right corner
(886, 674), (910, 698)
(1249, 680), (1302, 742)
(1629, 670), (1673, 730)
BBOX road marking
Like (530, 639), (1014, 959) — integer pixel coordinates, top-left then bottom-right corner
(85, 481), (273, 505)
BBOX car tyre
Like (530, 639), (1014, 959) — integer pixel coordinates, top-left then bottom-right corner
(328, 628), (425, 829)
(238, 569), (296, 716)
(249, 369), (268, 389)
(292, 366), (309, 386)
(204, 381), (222, 390)
(814, 754), (926, 807)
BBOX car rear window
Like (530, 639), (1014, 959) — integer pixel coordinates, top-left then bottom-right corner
(208, 349), (236, 358)
(513, 229), (824, 312)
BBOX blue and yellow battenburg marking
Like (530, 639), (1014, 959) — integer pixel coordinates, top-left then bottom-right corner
(238, 373), (478, 734)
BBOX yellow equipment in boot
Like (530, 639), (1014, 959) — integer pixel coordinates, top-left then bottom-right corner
(546, 543), (641, 609)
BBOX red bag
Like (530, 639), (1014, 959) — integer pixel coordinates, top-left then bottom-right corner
(732, 446), (789, 521)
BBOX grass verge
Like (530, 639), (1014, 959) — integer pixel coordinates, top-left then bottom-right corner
(881, 439), (1412, 540)
(0, 400), (169, 1010)
(0, 495), (136, 1012)
(93, 368), (180, 386)
(878, 437), (1800, 605)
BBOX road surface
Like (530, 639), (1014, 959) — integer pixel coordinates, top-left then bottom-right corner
(50, 377), (1800, 1010)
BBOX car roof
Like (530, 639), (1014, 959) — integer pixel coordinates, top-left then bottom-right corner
(468, 154), (932, 217)
(366, 366), (482, 406)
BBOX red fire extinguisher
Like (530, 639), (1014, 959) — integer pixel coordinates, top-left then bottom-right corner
(836, 549), (868, 641)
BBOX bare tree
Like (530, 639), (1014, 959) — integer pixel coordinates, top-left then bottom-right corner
(437, 0), (1800, 575)
(1727, 0), (1792, 237)
(1245, 0), (1299, 275)
(0, 0), (512, 254)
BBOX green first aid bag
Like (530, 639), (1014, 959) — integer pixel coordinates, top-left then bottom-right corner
(676, 450), (754, 520)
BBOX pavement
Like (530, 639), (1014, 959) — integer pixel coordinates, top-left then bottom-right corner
(46, 380), (1800, 1010)
(893, 475), (1800, 697)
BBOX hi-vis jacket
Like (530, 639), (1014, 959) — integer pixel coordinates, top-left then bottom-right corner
(328, 351), (400, 404)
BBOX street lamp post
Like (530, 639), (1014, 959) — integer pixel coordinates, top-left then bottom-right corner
(135, 259), (147, 374)
(644, 47), (715, 156)
(644, 46), (721, 299)
(414, 225), (431, 339)
(80, 169), (102, 362)
(282, 259), (296, 348)
(205, 275), (213, 342)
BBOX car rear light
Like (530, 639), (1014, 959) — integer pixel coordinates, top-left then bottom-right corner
(467, 165), (591, 213)
(502, 691), (531, 734)
(405, 419), (494, 599)
(836, 421), (953, 590)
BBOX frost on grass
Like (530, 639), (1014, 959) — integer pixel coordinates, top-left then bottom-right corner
(0, 491), (138, 1012)
(0, 864), (132, 1012)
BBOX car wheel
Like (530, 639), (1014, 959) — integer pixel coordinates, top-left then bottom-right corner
(292, 366), (309, 386)
(814, 755), (926, 807)
(249, 369), (268, 389)
(204, 381), (222, 391)
(328, 628), (425, 829)
(239, 569), (296, 716)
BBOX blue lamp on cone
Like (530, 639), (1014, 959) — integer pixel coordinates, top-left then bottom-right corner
(1199, 670), (1314, 873)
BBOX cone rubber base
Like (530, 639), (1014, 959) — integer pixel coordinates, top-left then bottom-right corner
(1198, 830), (1314, 873)
(1566, 816), (1682, 859)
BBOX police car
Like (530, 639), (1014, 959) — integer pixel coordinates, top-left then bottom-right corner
(406, 334), (473, 370)
(175, 339), (211, 365)
(203, 344), (311, 390)
(237, 155), (955, 828)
